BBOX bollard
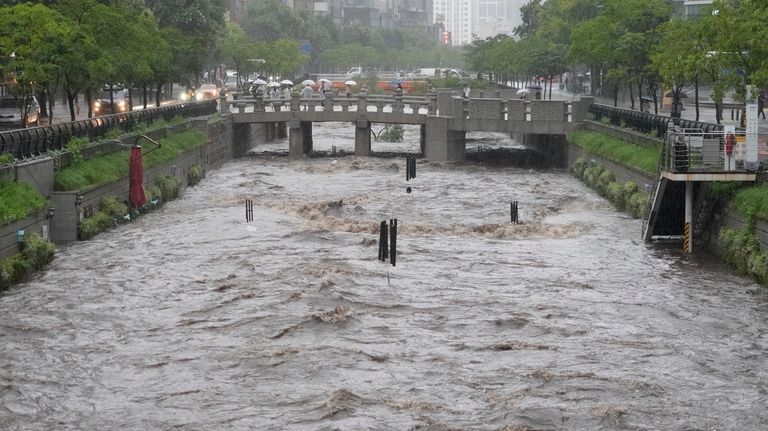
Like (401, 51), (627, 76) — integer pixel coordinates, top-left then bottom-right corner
(405, 156), (416, 181)
(245, 199), (253, 222)
(510, 201), (518, 224)
(378, 221), (388, 261)
(390, 218), (397, 266)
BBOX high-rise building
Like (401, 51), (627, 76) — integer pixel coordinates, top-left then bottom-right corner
(432, 0), (472, 45)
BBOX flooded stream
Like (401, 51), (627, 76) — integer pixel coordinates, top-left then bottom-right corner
(1, 124), (767, 430)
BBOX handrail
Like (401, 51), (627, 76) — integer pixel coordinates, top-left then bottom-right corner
(0, 100), (216, 160)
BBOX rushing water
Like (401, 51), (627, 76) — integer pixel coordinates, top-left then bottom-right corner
(1, 123), (767, 430)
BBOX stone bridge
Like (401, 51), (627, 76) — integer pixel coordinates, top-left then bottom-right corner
(224, 91), (593, 162)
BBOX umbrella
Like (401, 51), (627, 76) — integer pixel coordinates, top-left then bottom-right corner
(267, 81), (281, 88)
(318, 78), (332, 83)
(344, 80), (357, 86)
(128, 145), (146, 209)
(526, 85), (542, 90)
(665, 90), (688, 98)
(301, 79), (316, 86)
(253, 78), (267, 85)
(280, 79), (293, 86)
(128, 135), (162, 209)
(516, 88), (530, 96)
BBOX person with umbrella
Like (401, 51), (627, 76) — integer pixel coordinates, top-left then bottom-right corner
(301, 83), (314, 110)
(344, 80), (356, 97)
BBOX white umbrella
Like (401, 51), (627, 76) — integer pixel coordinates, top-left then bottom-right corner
(515, 88), (530, 96)
(301, 79), (316, 86)
(280, 79), (293, 85)
(267, 81), (281, 88)
(318, 78), (332, 84)
(253, 78), (267, 85)
(344, 80), (357, 86)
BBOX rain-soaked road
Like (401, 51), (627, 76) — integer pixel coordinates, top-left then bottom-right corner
(1, 123), (767, 430)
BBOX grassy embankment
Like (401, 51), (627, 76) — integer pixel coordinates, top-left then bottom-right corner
(570, 129), (768, 285)
(568, 130), (659, 218)
(55, 129), (206, 191)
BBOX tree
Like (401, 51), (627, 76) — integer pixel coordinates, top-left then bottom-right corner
(242, 0), (301, 42)
(0, 4), (68, 126)
(219, 22), (259, 88)
(650, 18), (697, 118)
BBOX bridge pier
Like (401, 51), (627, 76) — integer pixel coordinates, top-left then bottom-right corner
(424, 116), (465, 161)
(355, 120), (371, 156)
(289, 120), (314, 156)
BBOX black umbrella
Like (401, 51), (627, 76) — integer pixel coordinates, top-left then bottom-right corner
(526, 85), (543, 90)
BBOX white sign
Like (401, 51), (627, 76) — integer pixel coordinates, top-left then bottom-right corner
(745, 85), (759, 168)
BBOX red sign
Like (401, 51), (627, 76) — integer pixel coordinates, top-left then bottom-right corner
(441, 31), (451, 45)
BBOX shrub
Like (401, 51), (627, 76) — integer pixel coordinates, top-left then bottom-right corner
(627, 191), (648, 219)
(65, 137), (89, 164)
(78, 212), (114, 240)
(187, 164), (205, 186)
(0, 153), (13, 166)
(155, 175), (180, 201)
(0, 233), (55, 291)
(597, 170), (615, 195)
(145, 184), (162, 201)
(606, 182), (625, 209)
(571, 157), (588, 179)
(100, 196), (128, 218)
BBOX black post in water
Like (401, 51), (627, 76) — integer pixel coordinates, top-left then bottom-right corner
(390, 218), (397, 266)
(377, 221), (383, 260)
(510, 201), (518, 224)
(410, 157), (416, 179)
(245, 199), (253, 222)
(379, 221), (388, 261)
(405, 157), (411, 182)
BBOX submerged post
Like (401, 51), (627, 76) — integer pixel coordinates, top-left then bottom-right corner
(390, 218), (397, 266)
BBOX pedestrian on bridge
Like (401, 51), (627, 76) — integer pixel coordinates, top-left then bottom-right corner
(301, 84), (313, 110)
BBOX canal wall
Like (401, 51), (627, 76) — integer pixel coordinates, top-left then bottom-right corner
(0, 115), (232, 256)
(566, 122), (768, 261)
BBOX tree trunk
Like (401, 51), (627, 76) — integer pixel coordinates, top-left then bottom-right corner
(155, 83), (162, 107)
(694, 75), (700, 122)
(628, 82), (635, 110)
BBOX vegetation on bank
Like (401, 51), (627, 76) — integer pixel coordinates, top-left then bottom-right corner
(0, 180), (46, 226)
(569, 130), (659, 175)
(571, 157), (648, 218)
(0, 233), (55, 291)
(55, 130), (206, 191)
(78, 173), (184, 240)
(720, 211), (768, 285)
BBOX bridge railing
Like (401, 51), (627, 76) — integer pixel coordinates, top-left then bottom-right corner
(438, 95), (591, 124)
(227, 91), (437, 115)
(0, 100), (217, 160)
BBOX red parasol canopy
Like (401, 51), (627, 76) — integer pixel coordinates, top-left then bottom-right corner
(128, 145), (146, 209)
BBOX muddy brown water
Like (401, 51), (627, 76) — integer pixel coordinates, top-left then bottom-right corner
(1, 124), (767, 430)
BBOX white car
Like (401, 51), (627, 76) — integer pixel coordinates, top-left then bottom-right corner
(0, 95), (40, 128)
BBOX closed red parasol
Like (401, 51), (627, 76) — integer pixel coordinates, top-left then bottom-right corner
(127, 135), (161, 210)
(128, 145), (146, 209)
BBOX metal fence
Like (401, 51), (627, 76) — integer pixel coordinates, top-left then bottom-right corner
(589, 103), (723, 138)
(0, 100), (217, 160)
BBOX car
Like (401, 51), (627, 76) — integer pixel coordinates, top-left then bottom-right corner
(224, 75), (239, 92)
(196, 84), (219, 100)
(346, 66), (363, 79)
(93, 86), (129, 116)
(407, 68), (438, 79)
(0, 95), (40, 128)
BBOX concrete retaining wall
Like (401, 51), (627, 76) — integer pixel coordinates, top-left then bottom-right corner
(3, 115), (234, 250)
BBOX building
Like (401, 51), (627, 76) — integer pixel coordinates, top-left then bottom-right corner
(683, 0), (714, 19)
(433, 0), (472, 45)
(472, 0), (524, 41)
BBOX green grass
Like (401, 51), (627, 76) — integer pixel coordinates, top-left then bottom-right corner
(0, 180), (46, 225)
(730, 182), (768, 220)
(55, 130), (206, 191)
(569, 130), (660, 175)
